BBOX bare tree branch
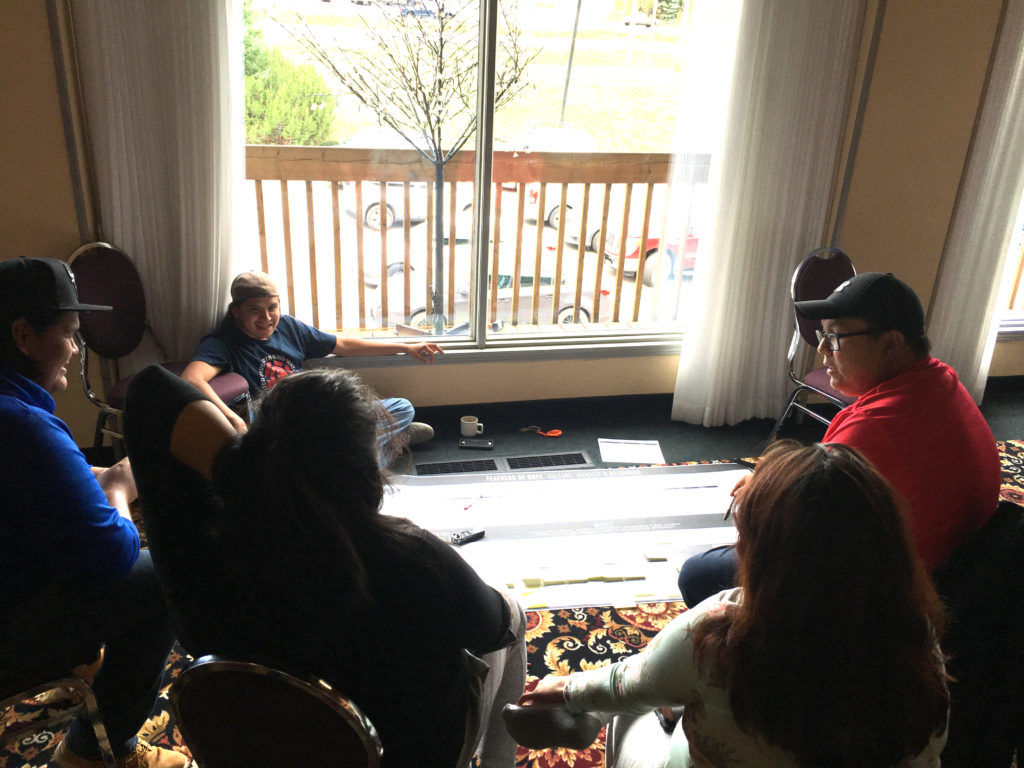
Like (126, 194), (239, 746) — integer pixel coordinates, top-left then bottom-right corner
(277, 0), (537, 325)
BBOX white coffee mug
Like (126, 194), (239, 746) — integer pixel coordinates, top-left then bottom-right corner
(461, 415), (485, 437)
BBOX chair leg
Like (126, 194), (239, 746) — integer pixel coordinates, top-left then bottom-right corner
(769, 388), (806, 443)
(75, 681), (117, 768)
(108, 412), (126, 461)
(93, 411), (109, 454)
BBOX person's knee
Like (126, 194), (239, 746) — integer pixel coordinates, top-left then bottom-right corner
(385, 397), (415, 429)
(677, 546), (737, 608)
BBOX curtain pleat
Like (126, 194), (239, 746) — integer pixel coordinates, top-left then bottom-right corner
(927, 0), (1024, 404)
(671, 0), (866, 427)
(70, 0), (243, 364)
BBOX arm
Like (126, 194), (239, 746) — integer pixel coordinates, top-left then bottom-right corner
(519, 597), (734, 715)
(10, 409), (139, 581)
(414, 529), (511, 654)
(93, 457), (137, 521)
(332, 336), (443, 363)
(182, 360), (248, 433)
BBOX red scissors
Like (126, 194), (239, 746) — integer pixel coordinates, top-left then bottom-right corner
(520, 425), (563, 438)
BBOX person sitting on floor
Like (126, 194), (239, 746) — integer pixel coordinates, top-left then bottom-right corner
(182, 270), (441, 465)
(509, 440), (949, 768)
(0, 257), (185, 768)
(123, 364), (526, 768)
(678, 271), (1000, 606)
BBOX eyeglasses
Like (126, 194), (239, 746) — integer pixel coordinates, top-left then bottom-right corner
(815, 328), (876, 352)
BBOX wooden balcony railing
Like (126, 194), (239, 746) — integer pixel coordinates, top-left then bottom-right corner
(243, 145), (704, 334)
(1004, 233), (1024, 314)
(244, 147), (1024, 333)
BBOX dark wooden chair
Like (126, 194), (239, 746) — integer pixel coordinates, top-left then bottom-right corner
(769, 247), (857, 441)
(170, 655), (382, 768)
(67, 243), (250, 457)
(932, 500), (1024, 767)
(0, 663), (115, 767)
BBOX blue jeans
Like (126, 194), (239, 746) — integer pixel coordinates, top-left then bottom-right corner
(377, 397), (415, 466)
(2, 551), (174, 760)
(676, 545), (738, 608)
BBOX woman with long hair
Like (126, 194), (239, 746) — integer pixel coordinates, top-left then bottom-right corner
(123, 365), (526, 768)
(511, 441), (948, 767)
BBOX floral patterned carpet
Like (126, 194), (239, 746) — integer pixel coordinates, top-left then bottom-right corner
(5, 440), (1024, 768)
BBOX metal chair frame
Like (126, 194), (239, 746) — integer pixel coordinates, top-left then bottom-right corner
(67, 243), (251, 457)
(769, 247), (857, 442)
(170, 656), (382, 768)
(0, 675), (115, 767)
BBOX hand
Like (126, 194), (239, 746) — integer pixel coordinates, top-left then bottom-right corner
(95, 457), (138, 509)
(406, 342), (444, 363)
(227, 410), (248, 434)
(517, 675), (569, 708)
(731, 473), (751, 496)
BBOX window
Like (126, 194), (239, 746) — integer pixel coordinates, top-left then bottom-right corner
(1001, 193), (1024, 325)
(242, 0), (738, 347)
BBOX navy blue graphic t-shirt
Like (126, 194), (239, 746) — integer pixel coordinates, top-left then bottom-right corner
(192, 314), (337, 395)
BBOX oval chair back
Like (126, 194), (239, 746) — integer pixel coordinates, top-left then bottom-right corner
(170, 656), (382, 768)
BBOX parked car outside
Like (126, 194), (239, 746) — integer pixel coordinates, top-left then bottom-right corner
(400, 0), (450, 16)
(525, 182), (619, 256)
(612, 232), (700, 286)
(341, 180), (473, 232)
(401, 3), (433, 16)
(623, 13), (655, 26)
(374, 246), (613, 328)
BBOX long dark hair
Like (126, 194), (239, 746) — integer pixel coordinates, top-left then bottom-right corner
(693, 441), (948, 766)
(215, 368), (413, 612)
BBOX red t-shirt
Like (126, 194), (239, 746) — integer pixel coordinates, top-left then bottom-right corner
(823, 357), (1000, 572)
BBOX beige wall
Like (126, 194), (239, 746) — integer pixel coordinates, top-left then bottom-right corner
(0, 0), (98, 441)
(2, 0), (1020, 447)
(838, 0), (1004, 309)
(336, 353), (681, 406)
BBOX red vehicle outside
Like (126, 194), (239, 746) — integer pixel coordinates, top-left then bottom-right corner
(618, 232), (699, 286)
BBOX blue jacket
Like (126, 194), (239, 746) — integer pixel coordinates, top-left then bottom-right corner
(0, 366), (139, 618)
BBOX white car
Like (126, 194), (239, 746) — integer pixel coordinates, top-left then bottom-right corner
(375, 247), (613, 328)
(341, 180), (475, 232)
(524, 182), (620, 256)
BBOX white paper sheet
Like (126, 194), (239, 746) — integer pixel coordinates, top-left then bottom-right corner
(385, 464), (747, 608)
(598, 438), (666, 465)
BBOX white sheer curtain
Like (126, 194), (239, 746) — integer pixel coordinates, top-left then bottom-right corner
(927, 0), (1024, 403)
(671, 0), (866, 426)
(70, 0), (243, 363)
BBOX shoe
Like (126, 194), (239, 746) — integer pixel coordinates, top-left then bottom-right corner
(502, 703), (604, 750)
(54, 737), (191, 768)
(406, 421), (434, 445)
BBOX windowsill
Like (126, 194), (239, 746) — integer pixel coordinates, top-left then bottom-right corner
(316, 334), (683, 369)
(998, 316), (1024, 341)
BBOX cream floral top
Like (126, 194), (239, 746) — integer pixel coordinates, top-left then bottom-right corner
(564, 588), (947, 768)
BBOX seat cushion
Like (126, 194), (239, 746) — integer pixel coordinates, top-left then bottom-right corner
(802, 367), (856, 406)
(105, 364), (249, 410)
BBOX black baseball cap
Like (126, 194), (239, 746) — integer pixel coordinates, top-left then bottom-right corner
(795, 272), (925, 338)
(0, 257), (112, 314)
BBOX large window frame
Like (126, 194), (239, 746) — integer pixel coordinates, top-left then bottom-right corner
(240, 0), (723, 363)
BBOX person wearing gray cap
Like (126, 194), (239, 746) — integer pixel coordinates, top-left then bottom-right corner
(677, 271), (1000, 608)
(182, 271), (440, 467)
(0, 258), (187, 767)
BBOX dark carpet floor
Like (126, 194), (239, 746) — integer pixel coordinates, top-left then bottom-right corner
(406, 375), (1024, 472)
